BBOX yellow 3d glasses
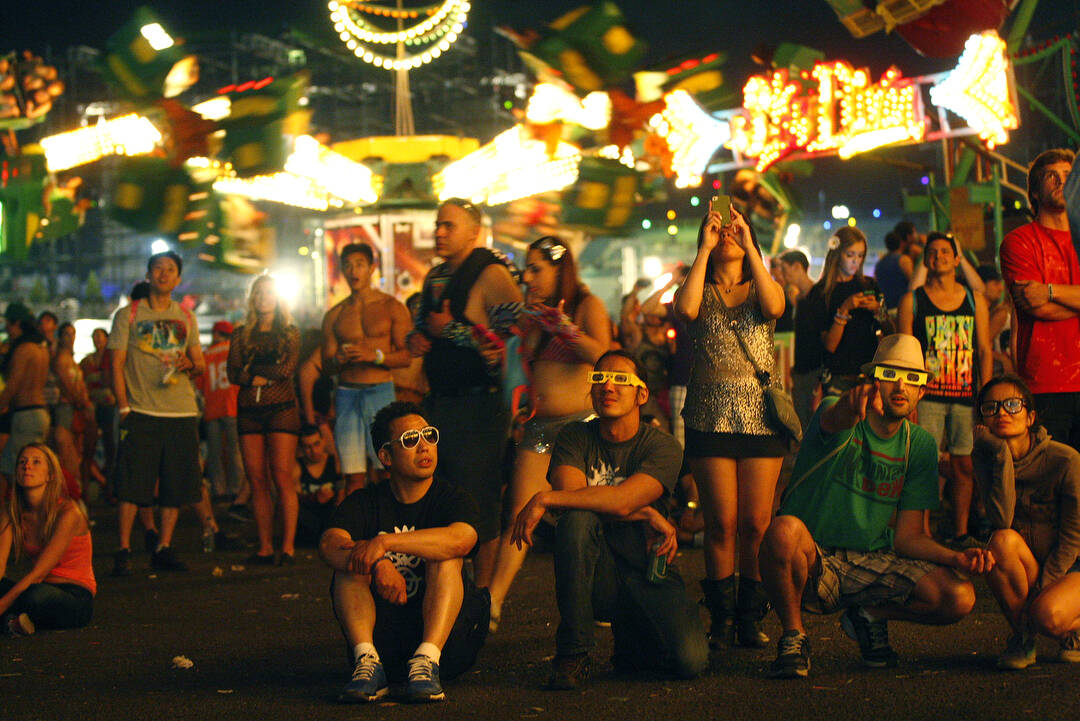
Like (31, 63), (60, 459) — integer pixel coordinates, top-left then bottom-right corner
(873, 365), (929, 386)
(588, 370), (646, 389)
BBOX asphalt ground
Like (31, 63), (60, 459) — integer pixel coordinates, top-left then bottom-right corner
(4, 500), (1080, 721)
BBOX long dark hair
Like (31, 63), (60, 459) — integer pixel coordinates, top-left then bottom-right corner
(815, 226), (868, 307)
(695, 214), (763, 286)
(528, 236), (588, 317)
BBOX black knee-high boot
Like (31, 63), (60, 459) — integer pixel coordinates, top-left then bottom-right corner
(736, 576), (771, 648)
(700, 576), (736, 649)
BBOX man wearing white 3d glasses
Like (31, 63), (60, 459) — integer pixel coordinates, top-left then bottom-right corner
(512, 350), (707, 690)
(759, 334), (995, 679)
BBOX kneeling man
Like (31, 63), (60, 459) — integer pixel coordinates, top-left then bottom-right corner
(513, 350), (707, 689)
(760, 334), (993, 678)
(320, 401), (488, 703)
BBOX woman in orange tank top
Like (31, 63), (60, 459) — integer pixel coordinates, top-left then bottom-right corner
(0, 442), (95, 636)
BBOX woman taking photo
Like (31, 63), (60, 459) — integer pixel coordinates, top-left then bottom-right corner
(487, 236), (610, 630)
(813, 227), (885, 393)
(228, 275), (302, 566)
(973, 374), (1080, 669)
(674, 205), (786, 649)
(0, 442), (95, 636)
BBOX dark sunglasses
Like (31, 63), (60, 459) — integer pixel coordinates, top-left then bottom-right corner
(382, 426), (439, 451)
(979, 398), (1027, 417)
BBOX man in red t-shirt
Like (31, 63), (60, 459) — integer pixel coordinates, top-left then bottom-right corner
(999, 148), (1080, 450)
(197, 321), (247, 506)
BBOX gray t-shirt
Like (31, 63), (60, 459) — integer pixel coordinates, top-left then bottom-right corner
(548, 419), (682, 569)
(108, 300), (199, 417)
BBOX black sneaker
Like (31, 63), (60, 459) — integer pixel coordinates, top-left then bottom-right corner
(547, 653), (590, 690)
(144, 528), (160, 553)
(213, 531), (247, 551)
(841, 606), (898, 668)
(151, 546), (188, 572)
(111, 548), (133, 577)
(767, 629), (810, 679)
(227, 504), (254, 522)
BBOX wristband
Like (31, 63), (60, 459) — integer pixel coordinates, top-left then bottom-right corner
(834, 313), (850, 324)
(374, 348), (385, 365)
(1048, 283), (1054, 302)
(119, 406), (131, 414)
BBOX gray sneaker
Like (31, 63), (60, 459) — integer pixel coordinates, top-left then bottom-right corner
(339, 653), (388, 703)
(997, 631), (1036, 670)
(404, 654), (445, 702)
(3, 613), (35, 637)
(1057, 630), (1080, 663)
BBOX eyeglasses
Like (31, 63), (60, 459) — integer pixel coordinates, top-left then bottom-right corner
(872, 365), (929, 386)
(979, 397), (1027, 417)
(382, 426), (440, 451)
(588, 370), (646, 389)
(534, 236), (566, 262)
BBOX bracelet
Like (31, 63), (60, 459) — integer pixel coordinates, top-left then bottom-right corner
(374, 348), (385, 365)
(119, 406), (131, 414)
(834, 313), (850, 324)
(1048, 283), (1054, 302)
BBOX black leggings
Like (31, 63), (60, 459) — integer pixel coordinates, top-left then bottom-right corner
(0, 578), (93, 630)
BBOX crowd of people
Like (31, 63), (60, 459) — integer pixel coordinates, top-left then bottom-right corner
(1, 148), (1079, 704)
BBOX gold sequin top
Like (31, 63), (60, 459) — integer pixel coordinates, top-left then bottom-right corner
(683, 282), (779, 435)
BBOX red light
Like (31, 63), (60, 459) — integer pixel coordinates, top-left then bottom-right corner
(680, 59), (699, 71)
(253, 76), (274, 89)
(703, 53), (719, 64)
(666, 328), (676, 340)
(712, 180), (721, 190)
(217, 84), (236, 94)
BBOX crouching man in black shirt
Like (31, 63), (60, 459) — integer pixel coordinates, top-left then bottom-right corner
(320, 401), (489, 704)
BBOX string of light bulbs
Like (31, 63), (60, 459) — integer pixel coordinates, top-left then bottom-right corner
(327, 0), (470, 70)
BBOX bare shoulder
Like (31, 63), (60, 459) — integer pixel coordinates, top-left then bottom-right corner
(323, 300), (347, 325)
(576, 293), (607, 320)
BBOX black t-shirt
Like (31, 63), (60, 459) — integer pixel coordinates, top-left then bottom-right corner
(825, 278), (882, 376)
(548, 419), (682, 569)
(328, 478), (480, 601)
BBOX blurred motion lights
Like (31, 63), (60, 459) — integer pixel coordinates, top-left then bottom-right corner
(649, 90), (730, 189)
(929, 31), (1018, 149)
(41, 114), (163, 172)
(432, 125), (582, 206)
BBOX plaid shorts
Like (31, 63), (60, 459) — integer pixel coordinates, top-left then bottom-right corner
(803, 545), (940, 615)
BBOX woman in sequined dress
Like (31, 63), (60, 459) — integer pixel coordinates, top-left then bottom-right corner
(674, 205), (787, 651)
(227, 275), (302, 566)
(487, 236), (611, 631)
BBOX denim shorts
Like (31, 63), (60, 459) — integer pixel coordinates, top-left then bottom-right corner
(334, 381), (396, 475)
(916, 399), (974, 455)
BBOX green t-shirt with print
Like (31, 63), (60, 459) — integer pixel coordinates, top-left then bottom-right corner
(778, 396), (940, 552)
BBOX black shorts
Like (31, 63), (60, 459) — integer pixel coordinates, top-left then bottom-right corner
(114, 412), (201, 507)
(238, 402), (301, 436)
(684, 428), (788, 459)
(331, 572), (489, 684)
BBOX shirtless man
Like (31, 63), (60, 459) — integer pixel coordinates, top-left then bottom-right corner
(0, 303), (50, 480)
(405, 198), (523, 588)
(322, 243), (411, 493)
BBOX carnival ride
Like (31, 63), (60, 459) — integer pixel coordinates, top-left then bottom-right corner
(0, 0), (1075, 299)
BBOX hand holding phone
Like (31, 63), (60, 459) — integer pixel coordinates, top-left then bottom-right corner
(710, 195), (732, 225)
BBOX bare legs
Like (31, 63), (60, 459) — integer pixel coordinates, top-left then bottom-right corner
(988, 529), (1080, 637)
(488, 449), (552, 619)
(332, 558), (465, 650)
(241, 431), (299, 557)
(691, 456), (783, 582)
(759, 514), (975, 635)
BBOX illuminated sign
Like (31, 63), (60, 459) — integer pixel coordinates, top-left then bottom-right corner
(728, 31), (1018, 170)
(728, 62), (924, 171)
(648, 90), (730, 188)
